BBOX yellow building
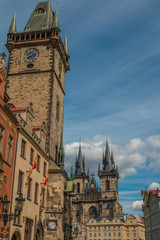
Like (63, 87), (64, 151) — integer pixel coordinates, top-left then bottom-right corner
(86, 214), (145, 240)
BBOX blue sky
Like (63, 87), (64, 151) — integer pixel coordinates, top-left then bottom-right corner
(1, 0), (160, 215)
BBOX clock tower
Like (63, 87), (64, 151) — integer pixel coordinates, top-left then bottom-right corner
(6, 0), (70, 162)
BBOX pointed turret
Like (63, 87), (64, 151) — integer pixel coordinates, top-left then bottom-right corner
(64, 31), (69, 55)
(103, 136), (112, 172)
(57, 135), (64, 169)
(70, 164), (74, 180)
(8, 12), (17, 34)
(47, 0), (53, 29)
(52, 5), (60, 29)
(74, 140), (86, 177)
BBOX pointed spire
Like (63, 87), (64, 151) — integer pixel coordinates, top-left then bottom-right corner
(53, 2), (60, 29)
(103, 134), (112, 172)
(74, 139), (85, 176)
(47, 0), (53, 29)
(8, 8), (17, 34)
(98, 162), (101, 173)
(70, 164), (74, 180)
(64, 30), (69, 55)
(87, 167), (90, 177)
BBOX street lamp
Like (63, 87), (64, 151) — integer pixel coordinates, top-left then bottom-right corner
(0, 193), (25, 226)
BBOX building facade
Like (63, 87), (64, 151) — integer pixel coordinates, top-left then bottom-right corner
(5, 1), (70, 239)
(9, 105), (51, 240)
(70, 141), (122, 236)
(142, 189), (160, 240)
(0, 53), (18, 227)
(86, 214), (145, 240)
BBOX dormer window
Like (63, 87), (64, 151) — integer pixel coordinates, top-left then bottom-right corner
(42, 24), (47, 29)
(26, 25), (30, 31)
(34, 8), (46, 16)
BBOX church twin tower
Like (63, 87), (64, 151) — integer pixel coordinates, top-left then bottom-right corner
(6, 1), (122, 239)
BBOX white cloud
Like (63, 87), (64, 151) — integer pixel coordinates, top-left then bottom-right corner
(64, 134), (160, 179)
(149, 182), (160, 190)
(130, 200), (143, 211)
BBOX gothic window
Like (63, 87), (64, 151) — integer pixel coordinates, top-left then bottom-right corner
(30, 148), (34, 165)
(21, 139), (26, 158)
(89, 206), (97, 219)
(24, 218), (33, 240)
(56, 101), (60, 122)
(27, 179), (32, 199)
(106, 180), (110, 191)
(18, 171), (23, 193)
(55, 145), (58, 162)
(37, 155), (40, 171)
(77, 182), (80, 193)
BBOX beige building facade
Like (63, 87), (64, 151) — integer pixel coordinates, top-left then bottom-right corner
(9, 105), (51, 240)
(86, 214), (145, 240)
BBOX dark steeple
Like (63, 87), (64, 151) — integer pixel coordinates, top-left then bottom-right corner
(24, 0), (54, 32)
(75, 141), (86, 177)
(8, 12), (17, 34)
(102, 137), (112, 172)
(70, 164), (74, 180)
(57, 135), (64, 170)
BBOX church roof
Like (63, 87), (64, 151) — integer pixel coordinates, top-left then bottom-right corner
(8, 13), (17, 33)
(24, 0), (53, 32)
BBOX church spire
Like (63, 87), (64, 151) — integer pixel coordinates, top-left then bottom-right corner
(64, 30), (69, 55)
(52, 3), (60, 29)
(102, 135), (112, 172)
(75, 139), (85, 177)
(70, 164), (74, 180)
(8, 10), (17, 34)
(47, 0), (53, 29)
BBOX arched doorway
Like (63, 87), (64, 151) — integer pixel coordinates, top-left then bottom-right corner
(11, 230), (21, 240)
(89, 206), (98, 218)
(35, 221), (43, 240)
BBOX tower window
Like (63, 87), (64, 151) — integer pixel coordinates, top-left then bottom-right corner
(56, 101), (60, 122)
(77, 182), (80, 193)
(106, 180), (110, 191)
(34, 8), (46, 16)
(59, 59), (62, 76)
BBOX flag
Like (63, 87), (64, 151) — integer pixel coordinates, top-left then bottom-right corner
(27, 154), (37, 183)
(41, 168), (49, 194)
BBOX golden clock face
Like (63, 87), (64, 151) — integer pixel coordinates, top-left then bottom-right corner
(24, 48), (39, 63)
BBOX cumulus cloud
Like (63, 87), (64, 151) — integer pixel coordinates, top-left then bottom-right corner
(149, 182), (160, 190)
(64, 134), (160, 179)
(130, 200), (143, 211)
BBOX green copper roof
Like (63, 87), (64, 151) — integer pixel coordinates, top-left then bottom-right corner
(64, 33), (69, 55)
(24, 0), (53, 32)
(52, 7), (60, 29)
(8, 13), (17, 33)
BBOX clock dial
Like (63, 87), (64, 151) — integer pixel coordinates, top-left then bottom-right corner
(24, 48), (39, 63)
(48, 221), (56, 230)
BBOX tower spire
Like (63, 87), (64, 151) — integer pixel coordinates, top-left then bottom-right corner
(70, 164), (74, 180)
(103, 134), (112, 172)
(74, 139), (85, 176)
(64, 30), (69, 55)
(47, 0), (53, 29)
(53, 2), (60, 29)
(8, 7), (17, 34)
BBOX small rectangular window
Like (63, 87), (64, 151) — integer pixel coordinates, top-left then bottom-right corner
(27, 179), (32, 199)
(113, 231), (116, 237)
(89, 232), (92, 238)
(18, 171), (23, 193)
(43, 162), (46, 177)
(30, 148), (34, 165)
(108, 232), (111, 237)
(41, 188), (45, 207)
(21, 139), (26, 158)
(104, 232), (107, 237)
(118, 232), (121, 237)
(34, 182), (39, 203)
(6, 134), (13, 164)
(37, 155), (40, 171)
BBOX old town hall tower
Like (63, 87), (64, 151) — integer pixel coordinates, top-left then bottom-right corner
(6, 0), (70, 162)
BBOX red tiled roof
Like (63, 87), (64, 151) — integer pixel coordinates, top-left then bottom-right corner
(139, 215), (144, 224)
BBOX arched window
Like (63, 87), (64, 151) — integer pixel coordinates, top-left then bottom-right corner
(59, 59), (62, 76)
(106, 180), (110, 191)
(89, 206), (97, 219)
(56, 101), (60, 122)
(77, 182), (80, 193)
